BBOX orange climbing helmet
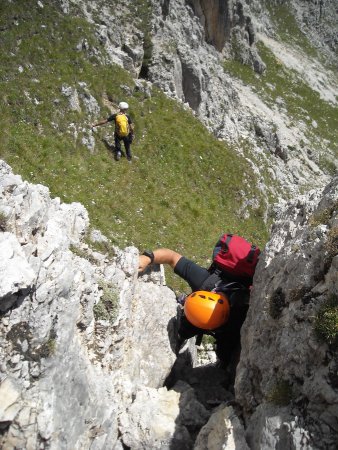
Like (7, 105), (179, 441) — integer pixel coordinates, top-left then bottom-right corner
(184, 290), (230, 330)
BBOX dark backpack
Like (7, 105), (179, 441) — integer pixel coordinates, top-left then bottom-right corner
(210, 233), (260, 285)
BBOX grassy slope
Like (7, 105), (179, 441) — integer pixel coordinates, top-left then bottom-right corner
(0, 1), (269, 291)
(224, 3), (338, 175)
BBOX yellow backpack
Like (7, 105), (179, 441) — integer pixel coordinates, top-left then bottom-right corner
(115, 113), (129, 137)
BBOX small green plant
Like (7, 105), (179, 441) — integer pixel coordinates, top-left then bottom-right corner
(310, 208), (334, 227)
(202, 334), (215, 346)
(94, 281), (119, 323)
(39, 338), (56, 358)
(69, 244), (87, 259)
(314, 295), (338, 347)
(0, 211), (7, 231)
(269, 287), (286, 319)
(267, 380), (293, 406)
(325, 227), (338, 263)
(84, 231), (116, 259)
(289, 286), (311, 303)
(70, 243), (100, 265)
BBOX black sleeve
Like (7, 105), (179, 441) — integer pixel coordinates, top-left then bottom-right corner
(127, 114), (133, 124)
(174, 257), (210, 292)
(107, 114), (116, 122)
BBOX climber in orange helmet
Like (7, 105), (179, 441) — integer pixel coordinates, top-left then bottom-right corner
(138, 242), (256, 366)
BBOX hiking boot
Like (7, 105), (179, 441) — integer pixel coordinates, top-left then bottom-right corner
(115, 152), (121, 161)
(127, 156), (132, 162)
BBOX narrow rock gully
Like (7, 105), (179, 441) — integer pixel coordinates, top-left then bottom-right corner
(163, 335), (241, 449)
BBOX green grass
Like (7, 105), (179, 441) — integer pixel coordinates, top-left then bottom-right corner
(267, 380), (293, 406)
(0, 1), (269, 292)
(0, 210), (8, 231)
(315, 295), (338, 347)
(264, 1), (319, 59)
(94, 280), (120, 322)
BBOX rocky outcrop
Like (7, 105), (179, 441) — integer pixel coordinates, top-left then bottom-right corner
(291, 0), (337, 59)
(186, 0), (264, 71)
(0, 160), (180, 448)
(235, 176), (338, 449)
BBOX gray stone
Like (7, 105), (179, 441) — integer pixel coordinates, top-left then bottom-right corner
(0, 233), (35, 311)
(194, 405), (250, 450)
(0, 377), (21, 425)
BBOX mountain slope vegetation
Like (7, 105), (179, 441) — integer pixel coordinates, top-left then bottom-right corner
(0, 1), (269, 289)
(1, 0), (337, 288)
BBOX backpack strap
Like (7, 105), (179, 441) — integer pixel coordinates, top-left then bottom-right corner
(199, 272), (223, 291)
(221, 234), (232, 252)
(247, 245), (257, 263)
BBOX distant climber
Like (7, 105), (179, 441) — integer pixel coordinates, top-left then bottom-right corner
(138, 235), (260, 367)
(92, 101), (134, 161)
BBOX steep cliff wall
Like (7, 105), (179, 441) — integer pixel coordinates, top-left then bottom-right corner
(235, 177), (338, 449)
(186, 0), (263, 70)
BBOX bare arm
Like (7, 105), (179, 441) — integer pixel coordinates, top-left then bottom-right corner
(92, 118), (109, 128)
(138, 249), (182, 273)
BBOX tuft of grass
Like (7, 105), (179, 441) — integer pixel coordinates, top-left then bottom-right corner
(69, 244), (88, 259)
(0, 211), (8, 231)
(267, 380), (293, 406)
(94, 281), (119, 323)
(269, 287), (286, 319)
(38, 338), (56, 358)
(309, 200), (338, 227)
(202, 334), (216, 346)
(314, 295), (338, 347)
(325, 227), (338, 263)
(84, 230), (116, 260)
(264, 1), (319, 59)
(289, 286), (311, 303)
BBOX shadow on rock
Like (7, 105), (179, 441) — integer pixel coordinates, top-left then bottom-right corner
(164, 344), (235, 449)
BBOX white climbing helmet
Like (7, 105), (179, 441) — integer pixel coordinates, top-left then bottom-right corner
(119, 101), (129, 110)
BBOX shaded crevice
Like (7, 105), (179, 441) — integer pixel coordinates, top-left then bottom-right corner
(186, 0), (229, 51)
(164, 340), (240, 449)
(181, 61), (201, 111)
(161, 0), (170, 20)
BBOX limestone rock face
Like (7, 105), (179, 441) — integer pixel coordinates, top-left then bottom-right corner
(194, 405), (250, 450)
(235, 176), (338, 449)
(1, 161), (240, 449)
(0, 160), (179, 449)
(186, 0), (264, 71)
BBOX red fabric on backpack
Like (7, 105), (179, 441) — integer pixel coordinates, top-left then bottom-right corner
(211, 234), (260, 281)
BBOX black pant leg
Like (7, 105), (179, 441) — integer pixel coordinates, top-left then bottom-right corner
(178, 314), (202, 340)
(114, 134), (122, 154)
(123, 136), (131, 159)
(214, 305), (248, 365)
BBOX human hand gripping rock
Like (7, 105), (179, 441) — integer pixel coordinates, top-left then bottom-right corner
(138, 254), (151, 273)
